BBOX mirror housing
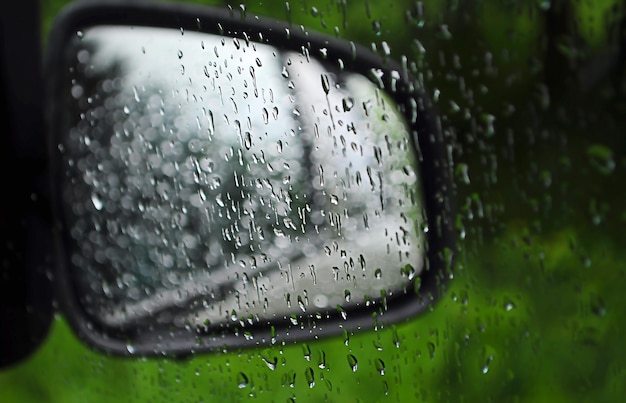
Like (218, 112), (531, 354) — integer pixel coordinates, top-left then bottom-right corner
(45, 0), (455, 356)
(0, 0), (54, 368)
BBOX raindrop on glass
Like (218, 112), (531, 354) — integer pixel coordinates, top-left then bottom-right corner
(347, 354), (358, 372)
(237, 372), (249, 388)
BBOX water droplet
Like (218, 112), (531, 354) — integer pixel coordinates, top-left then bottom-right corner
(391, 327), (401, 348)
(281, 66), (289, 78)
(298, 295), (306, 312)
(427, 342), (436, 359)
(439, 24), (453, 40)
(178, 49), (183, 59)
(347, 354), (358, 372)
(337, 305), (347, 320)
(126, 344), (135, 354)
(262, 108), (269, 124)
(302, 343), (311, 361)
(456, 163), (470, 184)
(243, 132), (252, 150)
(262, 355), (278, 370)
(374, 268), (382, 279)
(318, 351), (326, 369)
(381, 41), (391, 56)
(344, 289), (351, 303)
(590, 294), (607, 317)
(215, 194), (225, 207)
(342, 96), (354, 111)
(482, 114), (496, 137)
(255, 57), (262, 67)
(310, 6), (319, 17)
(320, 74), (331, 95)
(400, 264), (416, 280)
(129, 86), (140, 104)
(375, 358), (385, 375)
(587, 144), (615, 175)
(305, 367), (315, 388)
(91, 193), (103, 211)
(482, 355), (494, 374)
(372, 20), (382, 36)
(324, 246), (332, 256)
(330, 194), (339, 205)
(237, 372), (249, 388)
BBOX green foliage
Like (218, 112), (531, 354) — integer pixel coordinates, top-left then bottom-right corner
(1, 227), (624, 401)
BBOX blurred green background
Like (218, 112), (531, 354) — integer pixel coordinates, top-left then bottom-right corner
(2, 0), (625, 401)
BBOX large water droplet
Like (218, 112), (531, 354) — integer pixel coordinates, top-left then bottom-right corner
(337, 305), (347, 320)
(91, 193), (103, 211)
(482, 355), (494, 374)
(375, 358), (385, 375)
(344, 289), (351, 303)
(237, 372), (249, 388)
(347, 354), (358, 372)
(342, 96), (354, 111)
(305, 367), (315, 388)
(318, 351), (326, 369)
(298, 295), (306, 312)
(302, 343), (311, 361)
(262, 355), (278, 371)
(243, 132), (252, 150)
(320, 74), (331, 95)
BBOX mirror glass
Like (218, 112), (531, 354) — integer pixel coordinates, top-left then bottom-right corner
(59, 26), (426, 329)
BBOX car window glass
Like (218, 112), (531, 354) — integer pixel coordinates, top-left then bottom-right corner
(1, 0), (625, 402)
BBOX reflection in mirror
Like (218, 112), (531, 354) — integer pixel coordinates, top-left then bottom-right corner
(60, 26), (425, 329)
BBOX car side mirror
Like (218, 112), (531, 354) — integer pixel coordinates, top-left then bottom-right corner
(45, 0), (454, 356)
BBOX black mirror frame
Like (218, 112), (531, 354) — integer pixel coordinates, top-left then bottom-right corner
(45, 0), (455, 357)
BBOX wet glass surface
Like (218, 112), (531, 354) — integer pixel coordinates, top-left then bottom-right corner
(61, 26), (425, 327)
